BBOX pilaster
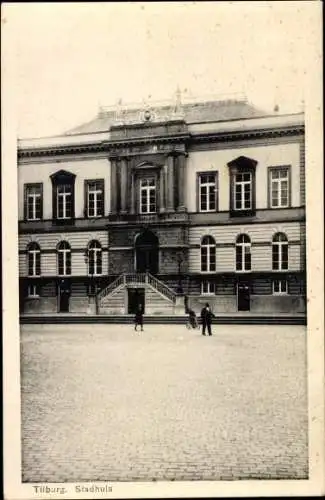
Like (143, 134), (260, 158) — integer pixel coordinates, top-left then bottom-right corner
(166, 155), (175, 212)
(110, 157), (117, 214)
(176, 153), (186, 212)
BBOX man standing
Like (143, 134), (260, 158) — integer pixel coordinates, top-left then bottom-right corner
(200, 303), (215, 336)
(134, 303), (144, 333)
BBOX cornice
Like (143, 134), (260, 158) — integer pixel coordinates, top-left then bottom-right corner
(190, 125), (304, 144)
(17, 125), (304, 160)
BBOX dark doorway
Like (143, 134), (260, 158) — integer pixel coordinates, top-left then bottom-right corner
(128, 288), (145, 314)
(237, 282), (250, 311)
(135, 230), (159, 274)
(58, 280), (71, 312)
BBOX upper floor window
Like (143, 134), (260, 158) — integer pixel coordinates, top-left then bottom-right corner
(50, 170), (76, 222)
(198, 172), (218, 212)
(87, 240), (102, 276)
(24, 184), (43, 221)
(57, 241), (71, 276)
(272, 232), (288, 270)
(57, 184), (73, 219)
(85, 180), (104, 218)
(236, 234), (251, 272)
(140, 178), (156, 214)
(201, 235), (216, 272)
(228, 156), (257, 216)
(269, 167), (290, 208)
(27, 242), (41, 276)
(234, 172), (252, 210)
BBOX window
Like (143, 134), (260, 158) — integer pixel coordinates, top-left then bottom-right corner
(201, 280), (216, 295)
(86, 180), (104, 218)
(273, 279), (288, 294)
(50, 170), (76, 221)
(272, 232), (288, 270)
(269, 167), (290, 208)
(87, 240), (102, 276)
(24, 184), (42, 220)
(57, 241), (71, 276)
(228, 156), (257, 215)
(27, 284), (40, 297)
(57, 185), (72, 219)
(234, 172), (252, 210)
(236, 234), (251, 272)
(140, 178), (156, 214)
(198, 173), (217, 212)
(201, 235), (216, 272)
(27, 242), (41, 276)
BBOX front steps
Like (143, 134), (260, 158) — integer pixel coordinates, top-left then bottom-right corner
(98, 273), (177, 315)
(20, 314), (306, 325)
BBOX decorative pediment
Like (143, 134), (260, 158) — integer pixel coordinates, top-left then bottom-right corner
(227, 155), (258, 170)
(50, 169), (76, 184)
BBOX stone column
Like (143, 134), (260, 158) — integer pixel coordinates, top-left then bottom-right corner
(120, 157), (128, 214)
(159, 166), (166, 213)
(166, 155), (175, 212)
(110, 157), (117, 213)
(177, 153), (186, 211)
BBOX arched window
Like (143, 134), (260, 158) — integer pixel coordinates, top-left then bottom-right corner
(57, 241), (71, 276)
(236, 234), (251, 272)
(272, 233), (288, 270)
(27, 242), (41, 276)
(88, 240), (102, 275)
(201, 235), (216, 272)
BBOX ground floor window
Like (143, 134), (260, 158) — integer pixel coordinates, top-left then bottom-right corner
(27, 284), (40, 297)
(88, 283), (97, 296)
(201, 280), (216, 295)
(272, 279), (288, 295)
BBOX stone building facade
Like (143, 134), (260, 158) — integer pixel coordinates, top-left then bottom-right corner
(18, 97), (306, 316)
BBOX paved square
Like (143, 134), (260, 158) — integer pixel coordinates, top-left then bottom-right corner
(20, 323), (308, 482)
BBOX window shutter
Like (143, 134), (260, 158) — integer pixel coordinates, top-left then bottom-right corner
(84, 180), (88, 218)
(196, 174), (200, 212)
(71, 182), (75, 219)
(39, 183), (43, 219)
(99, 179), (104, 216)
(215, 173), (218, 212)
(52, 184), (57, 220)
(24, 185), (28, 220)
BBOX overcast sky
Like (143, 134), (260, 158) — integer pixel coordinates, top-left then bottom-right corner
(3, 1), (320, 139)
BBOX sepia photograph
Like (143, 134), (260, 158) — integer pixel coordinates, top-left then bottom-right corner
(2, 1), (324, 498)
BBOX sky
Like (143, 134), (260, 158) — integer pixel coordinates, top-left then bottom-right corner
(3, 1), (321, 139)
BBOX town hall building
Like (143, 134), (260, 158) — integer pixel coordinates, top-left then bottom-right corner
(17, 94), (306, 316)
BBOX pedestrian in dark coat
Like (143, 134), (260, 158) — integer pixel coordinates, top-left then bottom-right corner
(200, 303), (215, 336)
(134, 304), (144, 332)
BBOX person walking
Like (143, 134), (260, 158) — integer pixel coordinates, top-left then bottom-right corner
(200, 303), (215, 336)
(134, 304), (144, 332)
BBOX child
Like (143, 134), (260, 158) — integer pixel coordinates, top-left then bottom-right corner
(187, 308), (198, 329)
(134, 304), (144, 332)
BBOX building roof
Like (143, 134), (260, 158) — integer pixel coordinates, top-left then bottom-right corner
(65, 98), (268, 136)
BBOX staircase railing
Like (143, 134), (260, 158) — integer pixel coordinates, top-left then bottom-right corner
(97, 274), (125, 301)
(146, 273), (176, 303)
(97, 272), (177, 304)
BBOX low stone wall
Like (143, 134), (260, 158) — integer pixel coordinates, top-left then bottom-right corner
(250, 295), (306, 314)
(23, 297), (57, 314)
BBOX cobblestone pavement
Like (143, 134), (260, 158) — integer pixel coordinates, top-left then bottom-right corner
(20, 324), (308, 482)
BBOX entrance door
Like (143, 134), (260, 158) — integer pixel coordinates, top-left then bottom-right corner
(135, 230), (159, 274)
(58, 280), (71, 312)
(237, 282), (250, 311)
(128, 288), (145, 314)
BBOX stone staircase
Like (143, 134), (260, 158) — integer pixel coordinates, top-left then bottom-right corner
(97, 273), (178, 315)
